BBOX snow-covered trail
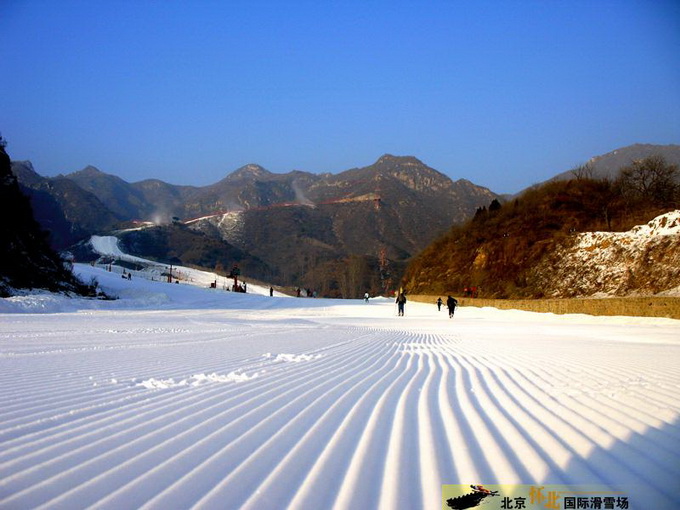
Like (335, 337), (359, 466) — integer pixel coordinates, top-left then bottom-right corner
(1, 268), (679, 509)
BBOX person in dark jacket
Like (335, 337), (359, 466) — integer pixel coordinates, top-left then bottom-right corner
(396, 291), (407, 316)
(446, 295), (458, 318)
(437, 297), (443, 311)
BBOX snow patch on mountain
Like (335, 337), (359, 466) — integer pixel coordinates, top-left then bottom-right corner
(532, 211), (680, 297)
(185, 210), (245, 247)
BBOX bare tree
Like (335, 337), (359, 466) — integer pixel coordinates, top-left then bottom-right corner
(337, 255), (370, 298)
(570, 161), (595, 180)
(616, 155), (679, 206)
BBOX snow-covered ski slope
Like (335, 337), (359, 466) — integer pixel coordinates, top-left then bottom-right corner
(1, 264), (679, 509)
(87, 235), (281, 296)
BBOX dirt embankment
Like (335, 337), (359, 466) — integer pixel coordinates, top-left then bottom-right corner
(408, 295), (680, 320)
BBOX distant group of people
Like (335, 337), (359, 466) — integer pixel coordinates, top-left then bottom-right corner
(296, 287), (317, 298)
(393, 291), (458, 318)
(295, 287), (318, 297)
(232, 283), (247, 293)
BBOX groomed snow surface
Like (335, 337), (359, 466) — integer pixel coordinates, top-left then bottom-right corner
(1, 263), (679, 509)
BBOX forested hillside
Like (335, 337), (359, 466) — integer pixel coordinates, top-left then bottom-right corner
(402, 156), (680, 298)
(116, 223), (272, 282)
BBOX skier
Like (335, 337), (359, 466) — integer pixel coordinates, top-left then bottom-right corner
(364, 292), (369, 303)
(446, 295), (458, 318)
(395, 290), (407, 316)
(437, 297), (443, 311)
(270, 286), (274, 297)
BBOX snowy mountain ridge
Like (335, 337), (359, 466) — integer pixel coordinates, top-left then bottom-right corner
(532, 210), (680, 297)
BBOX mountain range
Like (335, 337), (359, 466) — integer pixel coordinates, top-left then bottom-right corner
(11, 144), (680, 297)
(12, 154), (498, 296)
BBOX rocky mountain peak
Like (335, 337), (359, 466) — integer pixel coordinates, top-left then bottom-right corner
(375, 154), (425, 169)
(227, 164), (271, 181)
(371, 154), (451, 193)
(74, 165), (105, 177)
(10, 161), (42, 186)
(65, 165), (130, 189)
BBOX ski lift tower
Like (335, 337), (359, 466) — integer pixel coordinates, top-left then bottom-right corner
(229, 264), (241, 290)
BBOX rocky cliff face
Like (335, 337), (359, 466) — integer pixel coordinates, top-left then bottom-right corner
(529, 211), (680, 297)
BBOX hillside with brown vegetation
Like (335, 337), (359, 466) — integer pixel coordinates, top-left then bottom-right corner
(402, 155), (680, 299)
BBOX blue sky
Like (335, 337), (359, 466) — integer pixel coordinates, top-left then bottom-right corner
(1, 1), (679, 193)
